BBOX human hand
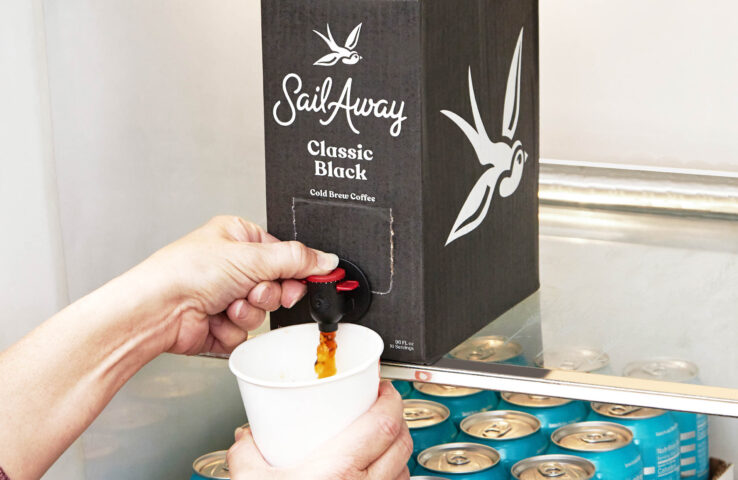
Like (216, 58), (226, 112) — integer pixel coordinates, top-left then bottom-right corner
(129, 215), (338, 355)
(227, 381), (412, 480)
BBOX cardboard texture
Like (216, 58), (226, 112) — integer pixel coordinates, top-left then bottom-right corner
(263, 0), (540, 363)
(710, 458), (734, 480)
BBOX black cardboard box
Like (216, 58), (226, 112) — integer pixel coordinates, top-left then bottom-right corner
(263, 0), (540, 363)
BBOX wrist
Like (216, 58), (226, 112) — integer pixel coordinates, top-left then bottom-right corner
(110, 259), (197, 356)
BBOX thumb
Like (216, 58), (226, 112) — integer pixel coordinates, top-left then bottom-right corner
(227, 428), (270, 473)
(244, 240), (339, 281)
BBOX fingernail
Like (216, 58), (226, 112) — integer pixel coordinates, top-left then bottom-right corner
(318, 252), (339, 271)
(234, 427), (244, 440)
(255, 288), (267, 304)
(235, 302), (244, 318)
(287, 295), (300, 309)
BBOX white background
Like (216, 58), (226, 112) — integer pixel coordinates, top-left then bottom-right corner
(2, 0), (737, 478)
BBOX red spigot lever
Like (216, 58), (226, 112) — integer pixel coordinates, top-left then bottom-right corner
(303, 264), (370, 332)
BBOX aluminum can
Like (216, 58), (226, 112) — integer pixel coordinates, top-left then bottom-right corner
(670, 412), (709, 480)
(623, 359), (708, 480)
(408, 454), (418, 474)
(405, 399), (459, 456)
(546, 421), (644, 480)
(498, 392), (588, 438)
(392, 379), (414, 398)
(411, 383), (499, 427)
(414, 442), (507, 480)
(456, 410), (549, 471)
(191, 450), (229, 480)
(534, 347), (611, 374)
(448, 335), (528, 366)
(588, 404), (679, 480)
(511, 454), (596, 480)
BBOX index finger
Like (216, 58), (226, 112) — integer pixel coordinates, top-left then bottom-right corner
(328, 381), (405, 470)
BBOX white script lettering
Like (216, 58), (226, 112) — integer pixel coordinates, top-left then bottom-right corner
(273, 74), (407, 137)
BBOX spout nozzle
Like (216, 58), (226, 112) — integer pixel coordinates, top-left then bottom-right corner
(318, 322), (339, 333)
(304, 259), (371, 330)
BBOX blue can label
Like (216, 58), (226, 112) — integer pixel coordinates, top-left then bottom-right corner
(677, 413), (709, 479)
(642, 422), (679, 480)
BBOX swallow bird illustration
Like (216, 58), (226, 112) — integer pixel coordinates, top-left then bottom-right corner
(313, 23), (363, 66)
(442, 27), (528, 246)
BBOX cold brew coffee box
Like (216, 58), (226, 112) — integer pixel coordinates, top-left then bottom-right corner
(263, 0), (539, 364)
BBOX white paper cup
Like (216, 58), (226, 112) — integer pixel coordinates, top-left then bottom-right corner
(228, 322), (384, 467)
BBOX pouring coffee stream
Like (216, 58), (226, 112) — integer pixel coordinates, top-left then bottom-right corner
(304, 260), (372, 379)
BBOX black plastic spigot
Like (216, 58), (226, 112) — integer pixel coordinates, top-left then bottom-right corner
(305, 259), (371, 333)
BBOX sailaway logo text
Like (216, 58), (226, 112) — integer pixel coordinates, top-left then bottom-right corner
(272, 74), (407, 137)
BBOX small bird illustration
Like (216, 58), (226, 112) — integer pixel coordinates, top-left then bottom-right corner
(442, 28), (528, 246)
(313, 23), (363, 66)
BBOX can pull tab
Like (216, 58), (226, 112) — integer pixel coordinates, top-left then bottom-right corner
(304, 259), (371, 333)
(445, 453), (471, 466)
(404, 407), (434, 422)
(529, 395), (552, 401)
(468, 345), (496, 361)
(483, 421), (513, 438)
(538, 463), (566, 477)
(558, 359), (582, 371)
(607, 405), (642, 417)
(642, 364), (667, 378)
(580, 431), (617, 444)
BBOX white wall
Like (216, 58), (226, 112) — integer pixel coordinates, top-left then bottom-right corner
(540, 0), (738, 172)
(0, 0), (65, 350)
(42, 0), (266, 293)
(0, 1), (85, 478)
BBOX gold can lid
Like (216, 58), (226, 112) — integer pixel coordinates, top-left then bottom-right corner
(501, 392), (572, 408)
(461, 410), (541, 440)
(413, 382), (482, 397)
(512, 454), (596, 479)
(192, 450), (230, 479)
(623, 358), (699, 383)
(418, 442), (500, 474)
(552, 422), (633, 452)
(534, 347), (610, 373)
(449, 336), (523, 363)
(590, 403), (665, 419)
(403, 399), (450, 429)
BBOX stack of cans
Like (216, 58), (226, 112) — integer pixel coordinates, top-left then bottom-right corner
(498, 392), (588, 438)
(413, 442), (507, 479)
(456, 410), (549, 471)
(588, 403), (680, 480)
(511, 454), (596, 479)
(411, 383), (499, 427)
(403, 387), (710, 479)
(624, 359), (709, 480)
(202, 357), (708, 480)
(404, 399), (458, 457)
(547, 421), (644, 479)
